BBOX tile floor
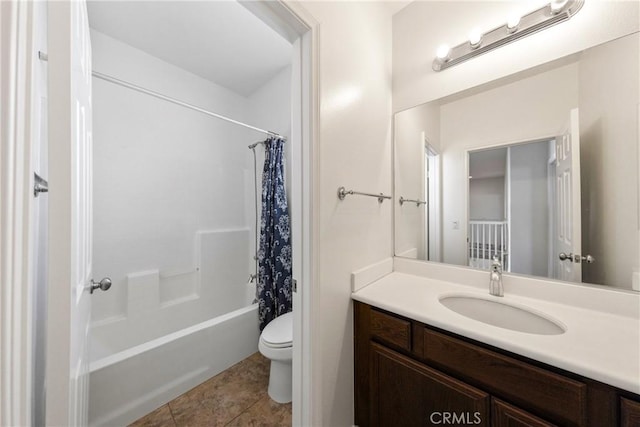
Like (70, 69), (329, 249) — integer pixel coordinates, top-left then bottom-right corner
(129, 353), (291, 427)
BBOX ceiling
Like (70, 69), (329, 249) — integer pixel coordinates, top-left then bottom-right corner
(87, 1), (292, 97)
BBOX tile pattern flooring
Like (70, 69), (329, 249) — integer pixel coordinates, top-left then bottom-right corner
(129, 353), (291, 427)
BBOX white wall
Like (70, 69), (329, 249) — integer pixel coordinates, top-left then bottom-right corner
(248, 66), (292, 140)
(392, 0), (639, 112)
(394, 102), (440, 258)
(90, 29), (291, 356)
(579, 33), (639, 288)
(509, 141), (549, 277)
(439, 63), (578, 266)
(297, 2), (397, 425)
(469, 177), (504, 221)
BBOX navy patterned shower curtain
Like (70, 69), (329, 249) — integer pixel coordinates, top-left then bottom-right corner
(257, 137), (292, 330)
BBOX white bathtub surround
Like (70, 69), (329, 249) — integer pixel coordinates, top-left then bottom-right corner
(89, 305), (259, 427)
(127, 270), (160, 315)
(352, 257), (640, 394)
(90, 229), (252, 361)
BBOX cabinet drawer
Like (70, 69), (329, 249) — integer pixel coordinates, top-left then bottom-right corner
(424, 328), (587, 426)
(370, 309), (411, 351)
(492, 398), (556, 427)
(621, 397), (640, 427)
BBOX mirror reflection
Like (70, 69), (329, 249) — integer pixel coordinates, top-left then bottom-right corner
(394, 33), (639, 290)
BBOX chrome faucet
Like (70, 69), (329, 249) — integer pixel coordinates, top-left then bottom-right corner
(489, 257), (503, 297)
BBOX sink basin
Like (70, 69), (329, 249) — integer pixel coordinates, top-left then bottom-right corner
(439, 295), (565, 335)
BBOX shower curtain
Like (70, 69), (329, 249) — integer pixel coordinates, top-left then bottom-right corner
(257, 137), (292, 330)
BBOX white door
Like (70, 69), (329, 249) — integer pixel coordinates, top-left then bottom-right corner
(47, 1), (94, 425)
(554, 108), (582, 282)
(424, 140), (440, 261)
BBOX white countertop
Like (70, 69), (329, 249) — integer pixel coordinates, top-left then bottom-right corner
(352, 270), (640, 394)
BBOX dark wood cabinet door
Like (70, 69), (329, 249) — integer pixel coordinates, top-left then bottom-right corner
(621, 397), (640, 427)
(492, 398), (556, 427)
(370, 342), (489, 427)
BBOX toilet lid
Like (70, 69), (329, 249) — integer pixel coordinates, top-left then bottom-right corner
(261, 312), (293, 348)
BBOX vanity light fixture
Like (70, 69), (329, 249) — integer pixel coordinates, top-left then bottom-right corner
(506, 13), (521, 33)
(436, 44), (451, 62)
(432, 0), (584, 71)
(550, 0), (570, 14)
(468, 28), (483, 49)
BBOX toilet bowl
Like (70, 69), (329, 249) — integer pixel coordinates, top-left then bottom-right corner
(258, 311), (293, 403)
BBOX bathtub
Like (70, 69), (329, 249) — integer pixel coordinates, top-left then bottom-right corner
(88, 303), (260, 427)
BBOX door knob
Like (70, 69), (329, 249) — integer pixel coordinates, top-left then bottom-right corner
(558, 252), (572, 261)
(558, 253), (595, 263)
(90, 277), (112, 294)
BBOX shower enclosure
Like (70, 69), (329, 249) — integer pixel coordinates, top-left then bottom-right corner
(85, 4), (292, 424)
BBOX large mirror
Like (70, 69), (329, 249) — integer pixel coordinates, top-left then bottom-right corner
(394, 32), (639, 290)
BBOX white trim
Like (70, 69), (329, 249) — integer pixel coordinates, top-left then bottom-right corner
(0, 1), (37, 425)
(218, 3), (320, 423)
(505, 147), (512, 273)
(278, 3), (321, 425)
(236, 3), (320, 424)
(464, 150), (470, 265)
(420, 132), (426, 259)
(195, 2), (321, 425)
(46, 2), (74, 424)
(424, 136), (441, 262)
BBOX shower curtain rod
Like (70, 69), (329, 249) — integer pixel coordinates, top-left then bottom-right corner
(38, 52), (286, 141)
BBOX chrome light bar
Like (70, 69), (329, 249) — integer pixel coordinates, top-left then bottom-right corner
(432, 0), (585, 72)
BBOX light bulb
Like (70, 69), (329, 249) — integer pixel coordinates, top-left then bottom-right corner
(550, 0), (569, 14)
(436, 44), (451, 61)
(468, 28), (482, 48)
(506, 13), (520, 32)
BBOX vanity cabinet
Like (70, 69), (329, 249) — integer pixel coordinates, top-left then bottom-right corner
(354, 301), (639, 427)
(621, 398), (640, 427)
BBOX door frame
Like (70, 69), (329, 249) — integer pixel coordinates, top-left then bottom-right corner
(236, 2), (320, 424)
(423, 136), (441, 262)
(464, 135), (556, 270)
(265, 3), (320, 425)
(0, 1), (39, 426)
(2, 1), (321, 426)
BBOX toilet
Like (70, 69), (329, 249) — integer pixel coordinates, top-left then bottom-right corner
(258, 311), (293, 403)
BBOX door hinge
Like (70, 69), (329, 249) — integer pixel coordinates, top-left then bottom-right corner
(34, 173), (48, 197)
(293, 279), (298, 293)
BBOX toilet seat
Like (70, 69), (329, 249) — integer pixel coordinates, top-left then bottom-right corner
(259, 338), (292, 361)
(260, 312), (293, 348)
